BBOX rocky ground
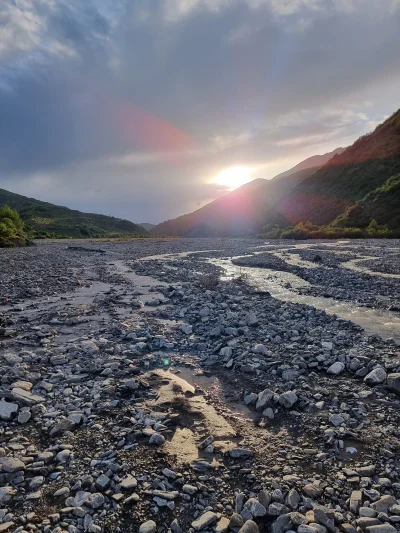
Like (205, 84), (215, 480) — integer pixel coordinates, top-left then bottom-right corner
(1, 238), (400, 533)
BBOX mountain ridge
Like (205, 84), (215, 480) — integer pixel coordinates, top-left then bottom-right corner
(0, 188), (148, 239)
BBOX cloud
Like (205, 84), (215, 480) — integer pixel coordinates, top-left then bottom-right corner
(0, 0), (399, 223)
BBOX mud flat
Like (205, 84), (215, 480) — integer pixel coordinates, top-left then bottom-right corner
(1, 238), (400, 533)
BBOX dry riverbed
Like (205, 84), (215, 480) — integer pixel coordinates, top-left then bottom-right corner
(1, 238), (400, 533)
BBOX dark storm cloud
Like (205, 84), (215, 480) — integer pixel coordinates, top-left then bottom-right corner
(0, 0), (399, 222)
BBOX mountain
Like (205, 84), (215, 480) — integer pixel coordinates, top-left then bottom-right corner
(140, 223), (156, 231)
(264, 109), (400, 228)
(152, 148), (344, 237)
(272, 148), (345, 182)
(0, 188), (148, 239)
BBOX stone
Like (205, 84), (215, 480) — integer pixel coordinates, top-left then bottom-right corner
(50, 418), (76, 437)
(278, 391), (298, 408)
(256, 389), (274, 411)
(230, 513), (244, 529)
(192, 511), (218, 531)
(371, 496), (396, 513)
(0, 523), (14, 533)
(0, 457), (25, 473)
(0, 487), (16, 504)
(327, 362), (345, 375)
(0, 401), (18, 421)
(139, 520), (157, 533)
(11, 388), (44, 406)
(18, 410), (31, 424)
(313, 509), (336, 533)
(243, 497), (267, 517)
(387, 373), (400, 394)
(245, 313), (258, 327)
(149, 433), (165, 445)
(364, 368), (387, 385)
(244, 393), (258, 405)
(271, 514), (292, 533)
(229, 448), (253, 459)
(215, 517), (230, 533)
(329, 414), (344, 427)
(303, 484), (323, 498)
(238, 521), (260, 533)
(95, 474), (111, 491)
(349, 490), (363, 514)
(181, 324), (192, 335)
(120, 474), (137, 489)
(170, 519), (182, 533)
(286, 488), (300, 509)
(365, 526), (397, 533)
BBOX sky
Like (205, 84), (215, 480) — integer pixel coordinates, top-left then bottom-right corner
(0, 0), (400, 224)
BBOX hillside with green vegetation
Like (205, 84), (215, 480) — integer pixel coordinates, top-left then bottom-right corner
(334, 173), (400, 230)
(0, 206), (30, 247)
(0, 188), (148, 239)
(265, 109), (400, 228)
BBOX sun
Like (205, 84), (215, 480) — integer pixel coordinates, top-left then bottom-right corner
(214, 166), (254, 190)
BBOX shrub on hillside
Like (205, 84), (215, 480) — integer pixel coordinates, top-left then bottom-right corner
(0, 206), (30, 247)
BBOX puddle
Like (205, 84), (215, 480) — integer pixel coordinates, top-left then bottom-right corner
(212, 258), (400, 342)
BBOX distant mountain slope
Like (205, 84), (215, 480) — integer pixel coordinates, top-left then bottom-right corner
(267, 109), (400, 227)
(0, 188), (148, 239)
(152, 148), (343, 236)
(140, 223), (156, 231)
(272, 148), (345, 181)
